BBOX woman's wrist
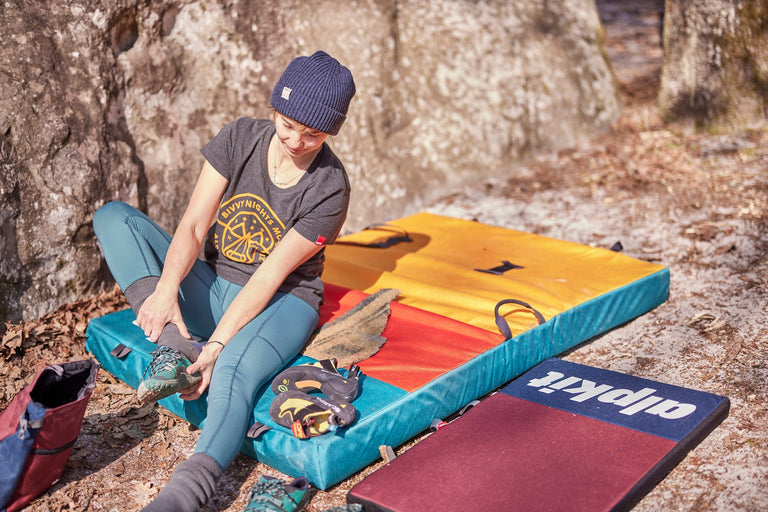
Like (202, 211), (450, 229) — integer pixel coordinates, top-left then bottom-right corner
(154, 277), (180, 299)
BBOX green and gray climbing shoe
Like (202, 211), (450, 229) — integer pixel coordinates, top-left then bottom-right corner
(270, 390), (357, 439)
(271, 359), (361, 402)
(244, 476), (311, 512)
(137, 345), (201, 403)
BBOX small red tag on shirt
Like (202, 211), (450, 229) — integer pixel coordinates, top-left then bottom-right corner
(314, 235), (326, 246)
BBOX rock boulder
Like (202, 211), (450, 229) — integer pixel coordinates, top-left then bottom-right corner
(0, 0), (620, 322)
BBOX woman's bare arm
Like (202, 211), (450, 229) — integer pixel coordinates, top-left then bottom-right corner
(136, 161), (228, 341)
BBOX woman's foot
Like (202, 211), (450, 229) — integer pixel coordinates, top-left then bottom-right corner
(137, 345), (202, 403)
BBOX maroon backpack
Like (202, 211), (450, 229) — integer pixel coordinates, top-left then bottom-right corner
(0, 360), (98, 512)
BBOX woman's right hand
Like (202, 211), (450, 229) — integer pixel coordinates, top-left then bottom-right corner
(135, 283), (191, 342)
(180, 342), (221, 400)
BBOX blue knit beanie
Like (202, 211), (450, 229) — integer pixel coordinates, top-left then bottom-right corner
(270, 51), (356, 136)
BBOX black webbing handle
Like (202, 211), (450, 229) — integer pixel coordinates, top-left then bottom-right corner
(494, 299), (546, 340)
(336, 224), (412, 248)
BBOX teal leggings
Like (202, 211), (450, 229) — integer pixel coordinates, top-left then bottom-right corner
(93, 201), (319, 470)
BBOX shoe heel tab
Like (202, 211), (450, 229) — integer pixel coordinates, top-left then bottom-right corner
(348, 365), (362, 379)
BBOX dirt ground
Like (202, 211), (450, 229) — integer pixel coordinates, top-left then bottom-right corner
(2, 1), (767, 510)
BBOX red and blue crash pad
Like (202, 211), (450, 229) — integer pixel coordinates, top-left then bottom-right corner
(85, 213), (670, 489)
(348, 358), (729, 512)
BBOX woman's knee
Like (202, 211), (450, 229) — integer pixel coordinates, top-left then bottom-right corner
(93, 201), (135, 239)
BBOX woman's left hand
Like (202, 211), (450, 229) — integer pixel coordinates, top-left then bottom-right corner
(179, 343), (222, 400)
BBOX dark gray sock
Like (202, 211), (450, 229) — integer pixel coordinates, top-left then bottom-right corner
(158, 323), (202, 362)
(141, 453), (222, 512)
(124, 276), (201, 362)
(124, 275), (160, 314)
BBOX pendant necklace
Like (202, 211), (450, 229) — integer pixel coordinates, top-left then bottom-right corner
(272, 157), (308, 186)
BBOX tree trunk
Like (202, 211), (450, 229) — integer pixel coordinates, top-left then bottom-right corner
(659, 0), (768, 131)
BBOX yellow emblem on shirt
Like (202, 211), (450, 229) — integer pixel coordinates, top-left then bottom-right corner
(214, 194), (285, 264)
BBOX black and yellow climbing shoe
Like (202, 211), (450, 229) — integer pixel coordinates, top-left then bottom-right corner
(271, 359), (361, 402)
(270, 390), (357, 439)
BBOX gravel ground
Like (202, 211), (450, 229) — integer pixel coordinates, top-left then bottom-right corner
(3, 1), (766, 511)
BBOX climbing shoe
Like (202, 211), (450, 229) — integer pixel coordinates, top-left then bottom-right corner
(320, 506), (363, 512)
(270, 390), (357, 439)
(244, 475), (311, 512)
(271, 359), (361, 402)
(137, 345), (201, 403)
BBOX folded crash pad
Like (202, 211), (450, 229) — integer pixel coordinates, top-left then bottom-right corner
(325, 212), (667, 336)
(85, 213), (670, 489)
(348, 358), (729, 512)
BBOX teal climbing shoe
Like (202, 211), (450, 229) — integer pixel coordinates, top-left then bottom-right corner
(244, 476), (311, 512)
(137, 346), (201, 403)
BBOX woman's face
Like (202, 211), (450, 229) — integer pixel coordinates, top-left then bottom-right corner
(274, 112), (329, 159)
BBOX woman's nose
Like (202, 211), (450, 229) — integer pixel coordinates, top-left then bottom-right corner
(289, 131), (304, 147)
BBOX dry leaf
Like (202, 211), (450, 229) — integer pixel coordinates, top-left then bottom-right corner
(130, 481), (157, 505)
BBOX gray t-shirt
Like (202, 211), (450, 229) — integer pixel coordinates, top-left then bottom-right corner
(200, 117), (350, 310)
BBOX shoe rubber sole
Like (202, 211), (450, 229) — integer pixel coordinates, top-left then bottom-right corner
(137, 371), (202, 403)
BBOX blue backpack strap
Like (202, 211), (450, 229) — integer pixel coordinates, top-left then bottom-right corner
(0, 401), (46, 510)
(494, 299), (546, 340)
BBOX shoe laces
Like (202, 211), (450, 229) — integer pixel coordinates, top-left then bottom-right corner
(142, 345), (185, 379)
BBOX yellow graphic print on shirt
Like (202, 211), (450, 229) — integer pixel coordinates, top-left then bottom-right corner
(214, 194), (285, 264)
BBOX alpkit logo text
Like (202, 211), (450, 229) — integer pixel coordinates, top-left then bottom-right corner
(527, 371), (697, 419)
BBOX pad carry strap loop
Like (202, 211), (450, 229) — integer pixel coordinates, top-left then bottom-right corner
(110, 343), (132, 359)
(494, 299), (546, 340)
(246, 422), (272, 439)
(337, 224), (413, 248)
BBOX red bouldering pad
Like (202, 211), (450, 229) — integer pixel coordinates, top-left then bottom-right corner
(348, 358), (729, 512)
